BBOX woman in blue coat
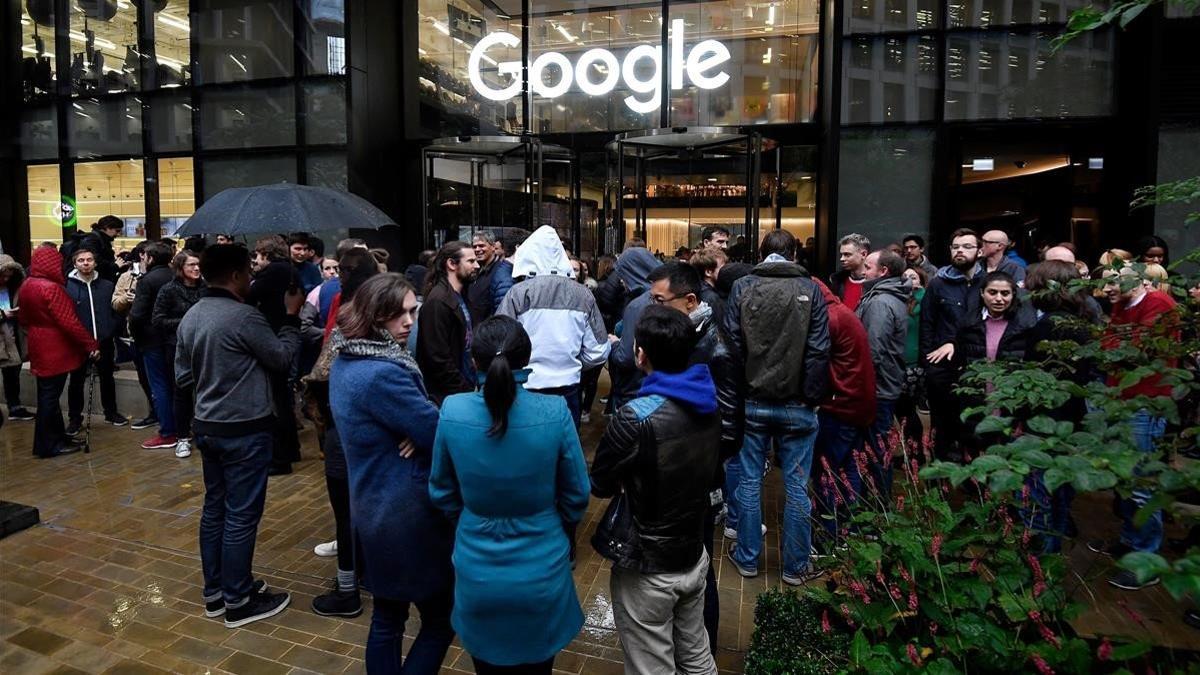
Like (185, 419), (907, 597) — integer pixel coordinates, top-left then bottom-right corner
(430, 315), (590, 674)
(329, 274), (454, 675)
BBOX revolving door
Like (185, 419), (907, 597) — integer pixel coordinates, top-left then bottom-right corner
(421, 136), (577, 250)
(607, 127), (777, 257)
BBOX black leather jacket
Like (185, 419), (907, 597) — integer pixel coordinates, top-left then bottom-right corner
(591, 395), (720, 574)
(691, 309), (744, 474)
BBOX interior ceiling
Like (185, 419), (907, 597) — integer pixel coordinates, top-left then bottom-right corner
(961, 154), (1072, 184)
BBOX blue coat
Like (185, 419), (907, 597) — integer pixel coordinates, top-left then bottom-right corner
(429, 371), (590, 666)
(329, 351), (453, 602)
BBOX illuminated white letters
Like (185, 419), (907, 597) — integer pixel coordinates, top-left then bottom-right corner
(466, 19), (730, 113)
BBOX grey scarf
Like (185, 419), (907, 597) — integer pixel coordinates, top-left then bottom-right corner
(329, 327), (425, 387)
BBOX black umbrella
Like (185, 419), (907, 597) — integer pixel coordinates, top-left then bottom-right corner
(175, 183), (395, 237)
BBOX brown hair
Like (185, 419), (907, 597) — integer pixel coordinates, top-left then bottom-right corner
(171, 250), (200, 281)
(689, 248), (728, 277)
(1025, 260), (1086, 316)
(424, 241), (471, 296)
(336, 273), (416, 340)
(254, 235), (289, 262)
(905, 264), (929, 314)
(950, 228), (980, 247)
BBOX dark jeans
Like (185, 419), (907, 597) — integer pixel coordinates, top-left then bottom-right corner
(926, 366), (963, 462)
(580, 366), (602, 416)
(812, 410), (862, 540)
(163, 343), (194, 438)
(1022, 471), (1076, 554)
(68, 338), (118, 421)
(2, 364), (22, 410)
(894, 392), (925, 456)
(33, 373), (69, 457)
(472, 657), (554, 674)
(131, 343), (156, 416)
(861, 399), (897, 499)
(197, 431), (273, 604)
(326, 475), (354, 572)
(142, 345), (176, 437)
(367, 590), (455, 675)
(270, 374), (300, 466)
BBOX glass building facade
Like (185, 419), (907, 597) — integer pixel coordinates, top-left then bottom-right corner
(4, 0), (1197, 271)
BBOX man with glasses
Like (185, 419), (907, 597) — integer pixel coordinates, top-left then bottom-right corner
(919, 228), (984, 462)
(902, 235), (938, 278)
(981, 229), (1026, 286)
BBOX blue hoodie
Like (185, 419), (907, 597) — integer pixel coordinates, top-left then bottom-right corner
(637, 364), (718, 415)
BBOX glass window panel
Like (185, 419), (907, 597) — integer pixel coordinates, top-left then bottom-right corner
(21, 105), (59, 161)
(153, 5), (193, 88)
(778, 145), (819, 247)
(68, 0), (140, 94)
(74, 160), (146, 242)
(195, 0), (295, 84)
(159, 157), (195, 238)
(148, 92), (193, 153)
(946, 0), (1108, 28)
(300, 0), (346, 75)
(68, 95), (143, 158)
(843, 35), (939, 124)
(199, 85), (296, 149)
(845, 0), (940, 34)
(21, 2), (56, 100)
(838, 127), (935, 249)
(669, 1), (821, 127)
(306, 152), (347, 189)
(1154, 123), (1200, 273)
(944, 30), (1113, 120)
(417, 0), (523, 135)
(27, 165), (63, 245)
(303, 81), (347, 145)
(202, 154), (297, 199)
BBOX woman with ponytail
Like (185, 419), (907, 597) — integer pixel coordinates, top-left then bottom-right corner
(429, 315), (590, 674)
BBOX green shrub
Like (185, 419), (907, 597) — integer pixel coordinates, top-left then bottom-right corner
(745, 589), (849, 675)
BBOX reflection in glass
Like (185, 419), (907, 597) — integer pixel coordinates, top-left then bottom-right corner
(21, 2), (55, 99)
(202, 154), (297, 199)
(195, 0), (295, 84)
(68, 96), (143, 158)
(844, 35), (939, 124)
(303, 81), (347, 145)
(301, 0), (346, 75)
(845, 0), (940, 34)
(946, 0), (1105, 28)
(417, 0), (523, 135)
(74, 160), (146, 238)
(306, 152), (348, 190)
(149, 92), (193, 153)
(153, 4), (193, 87)
(27, 165), (62, 244)
(159, 158), (195, 237)
(200, 85), (296, 150)
(68, 0), (140, 94)
(944, 31), (1112, 120)
(838, 127), (935, 248)
(21, 105), (59, 161)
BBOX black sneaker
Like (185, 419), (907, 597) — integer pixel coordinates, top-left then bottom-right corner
(1087, 539), (1133, 558)
(7, 407), (34, 421)
(204, 579), (268, 618)
(311, 588), (362, 618)
(41, 442), (84, 458)
(782, 566), (826, 586)
(224, 589), (289, 628)
(65, 420), (82, 436)
(105, 413), (129, 427)
(130, 415), (158, 430)
(1108, 569), (1160, 591)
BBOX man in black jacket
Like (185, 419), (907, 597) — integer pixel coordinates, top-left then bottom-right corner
(416, 241), (479, 405)
(129, 240), (178, 449)
(249, 236), (303, 475)
(646, 262), (743, 656)
(591, 305), (720, 674)
(65, 248), (127, 432)
(80, 216), (125, 283)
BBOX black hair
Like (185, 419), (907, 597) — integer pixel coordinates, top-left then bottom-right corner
(471, 316), (532, 438)
(759, 229), (797, 261)
(634, 305), (697, 374)
(425, 241), (471, 296)
(338, 248), (380, 303)
(902, 234), (925, 248)
(200, 244), (251, 285)
(875, 250), (906, 278)
(94, 215), (123, 232)
(183, 235), (207, 254)
(501, 229), (530, 258)
(646, 261), (703, 299)
(701, 225), (731, 243)
(145, 240), (174, 268)
(981, 270), (1020, 316)
(287, 232), (311, 247)
(417, 249), (436, 267)
(715, 262), (754, 299)
(309, 237), (325, 258)
(1135, 235), (1169, 266)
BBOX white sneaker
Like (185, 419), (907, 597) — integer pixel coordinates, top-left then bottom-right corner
(314, 540), (338, 557)
(174, 438), (192, 458)
(723, 524), (767, 539)
(580, 412), (591, 424)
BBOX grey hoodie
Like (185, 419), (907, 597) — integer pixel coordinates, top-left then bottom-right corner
(856, 275), (911, 401)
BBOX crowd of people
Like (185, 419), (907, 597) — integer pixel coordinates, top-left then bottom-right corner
(1, 215), (1197, 674)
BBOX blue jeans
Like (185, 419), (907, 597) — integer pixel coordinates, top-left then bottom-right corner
(733, 400), (819, 577)
(862, 399), (897, 498)
(367, 591), (455, 674)
(812, 410), (862, 539)
(141, 345), (176, 437)
(724, 455), (743, 530)
(197, 431), (272, 605)
(1118, 411), (1166, 552)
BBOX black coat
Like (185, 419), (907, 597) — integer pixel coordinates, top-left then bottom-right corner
(952, 306), (1034, 366)
(65, 273), (121, 342)
(128, 264), (174, 348)
(415, 281), (473, 405)
(152, 279), (207, 349)
(1024, 311), (1095, 423)
(247, 260), (298, 333)
(80, 230), (121, 283)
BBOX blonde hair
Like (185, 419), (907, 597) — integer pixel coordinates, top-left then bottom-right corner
(1143, 263), (1172, 294)
(1098, 248), (1133, 267)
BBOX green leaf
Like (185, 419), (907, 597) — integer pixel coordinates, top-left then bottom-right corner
(1075, 468), (1118, 492)
(851, 629), (870, 666)
(1054, 421), (1075, 438)
(988, 469), (1024, 493)
(970, 454), (1010, 473)
(1017, 449), (1055, 469)
(1043, 468), (1072, 492)
(850, 541), (884, 563)
(1118, 552), (1171, 582)
(1119, 2), (1149, 27)
(1027, 415), (1058, 435)
(975, 415), (1013, 435)
(1109, 641), (1152, 660)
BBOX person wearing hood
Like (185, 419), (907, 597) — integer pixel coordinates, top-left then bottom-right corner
(855, 249), (911, 495)
(646, 262), (744, 656)
(810, 278), (876, 550)
(594, 243), (660, 326)
(601, 246), (664, 411)
(0, 254), (34, 422)
(590, 305), (721, 674)
(64, 248), (127, 435)
(18, 247), (99, 458)
(496, 226), (609, 425)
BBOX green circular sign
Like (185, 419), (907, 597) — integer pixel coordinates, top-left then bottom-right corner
(57, 195), (77, 229)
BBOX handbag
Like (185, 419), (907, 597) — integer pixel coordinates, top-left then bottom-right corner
(590, 490), (641, 565)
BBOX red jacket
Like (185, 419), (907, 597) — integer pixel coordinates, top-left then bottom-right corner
(814, 279), (877, 423)
(17, 247), (99, 377)
(1105, 289), (1179, 400)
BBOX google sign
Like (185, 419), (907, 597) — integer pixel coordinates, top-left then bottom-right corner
(468, 19), (731, 114)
